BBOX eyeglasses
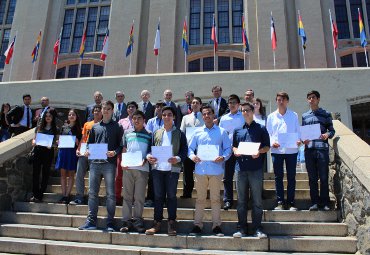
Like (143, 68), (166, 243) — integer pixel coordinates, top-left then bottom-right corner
(241, 109), (253, 113)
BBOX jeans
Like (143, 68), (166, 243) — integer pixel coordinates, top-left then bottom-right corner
(223, 154), (236, 203)
(32, 146), (54, 200)
(183, 157), (195, 197)
(0, 128), (10, 142)
(87, 162), (116, 225)
(271, 153), (298, 205)
(304, 148), (329, 206)
(152, 170), (179, 222)
(236, 170), (263, 232)
(75, 156), (88, 200)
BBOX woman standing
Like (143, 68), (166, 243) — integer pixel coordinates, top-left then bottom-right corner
(253, 98), (267, 126)
(55, 109), (82, 204)
(0, 103), (11, 142)
(31, 109), (58, 202)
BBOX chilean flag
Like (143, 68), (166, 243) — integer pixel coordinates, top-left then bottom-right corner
(53, 28), (62, 65)
(4, 35), (16, 64)
(100, 29), (109, 61)
(211, 14), (217, 51)
(271, 14), (277, 51)
(153, 21), (160, 56)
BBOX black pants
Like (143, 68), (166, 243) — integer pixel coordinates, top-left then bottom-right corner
(183, 157), (195, 197)
(10, 126), (30, 137)
(32, 146), (54, 200)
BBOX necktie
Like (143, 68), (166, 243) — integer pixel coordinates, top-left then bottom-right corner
(187, 104), (192, 114)
(143, 102), (147, 113)
(216, 98), (219, 105)
(26, 107), (30, 128)
(118, 103), (122, 112)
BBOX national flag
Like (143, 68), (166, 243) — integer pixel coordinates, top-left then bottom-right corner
(153, 20), (160, 56)
(79, 26), (87, 59)
(53, 28), (62, 65)
(100, 29), (109, 61)
(331, 17), (338, 49)
(298, 13), (307, 49)
(31, 30), (42, 63)
(182, 18), (189, 54)
(242, 15), (249, 52)
(126, 23), (134, 57)
(4, 35), (16, 65)
(271, 14), (277, 51)
(359, 8), (367, 47)
(211, 14), (218, 51)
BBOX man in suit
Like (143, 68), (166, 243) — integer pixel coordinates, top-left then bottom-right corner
(34, 97), (58, 127)
(113, 91), (127, 121)
(138, 90), (155, 123)
(244, 89), (255, 103)
(177, 91), (194, 127)
(163, 89), (177, 110)
(209, 85), (228, 124)
(7, 94), (34, 137)
(85, 91), (103, 123)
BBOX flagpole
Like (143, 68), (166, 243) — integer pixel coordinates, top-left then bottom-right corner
(243, 51), (246, 70)
(185, 15), (187, 73)
(54, 27), (63, 79)
(364, 47), (369, 67)
(329, 9), (338, 68)
(9, 30), (17, 82)
(157, 17), (160, 74)
(31, 62), (36, 80)
(213, 13), (216, 72)
(273, 51), (276, 70)
(184, 51), (187, 72)
(129, 54), (132, 75)
(78, 58), (82, 77)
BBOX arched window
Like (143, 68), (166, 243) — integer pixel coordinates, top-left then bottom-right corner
(56, 63), (104, 79)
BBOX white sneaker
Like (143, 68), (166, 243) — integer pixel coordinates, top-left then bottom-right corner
(309, 204), (318, 211)
(288, 205), (298, 211)
(322, 205), (330, 211)
(233, 231), (246, 238)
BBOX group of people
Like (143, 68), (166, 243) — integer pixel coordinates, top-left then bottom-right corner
(1, 86), (335, 238)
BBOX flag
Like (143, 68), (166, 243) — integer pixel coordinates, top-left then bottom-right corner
(211, 14), (218, 51)
(53, 29), (62, 65)
(182, 18), (189, 54)
(4, 35), (16, 65)
(126, 23), (134, 57)
(100, 29), (109, 61)
(31, 31), (42, 63)
(271, 14), (277, 51)
(331, 17), (338, 49)
(298, 13), (307, 49)
(242, 15), (250, 52)
(153, 21), (160, 56)
(79, 26), (87, 59)
(359, 9), (367, 47)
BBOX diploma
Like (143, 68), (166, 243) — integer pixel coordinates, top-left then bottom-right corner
(236, 142), (261, 155)
(88, 143), (108, 160)
(278, 133), (299, 148)
(300, 124), (321, 141)
(79, 143), (87, 155)
(58, 135), (76, 148)
(121, 151), (143, 167)
(185, 127), (201, 142)
(35, 133), (54, 147)
(152, 146), (173, 171)
(197, 145), (219, 161)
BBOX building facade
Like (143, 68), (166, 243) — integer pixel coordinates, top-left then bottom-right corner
(0, 0), (370, 81)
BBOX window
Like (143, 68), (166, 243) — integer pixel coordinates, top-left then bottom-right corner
(203, 57), (214, 71)
(340, 54), (354, 67)
(68, 64), (79, 78)
(232, 0), (243, 43)
(66, 0), (75, 5)
(85, 7), (98, 52)
(217, 0), (229, 44)
(96, 6), (109, 50)
(56, 64), (103, 78)
(203, 0), (214, 44)
(0, 28), (10, 68)
(71, 8), (86, 52)
(5, 0), (15, 24)
(334, 0), (350, 39)
(356, 52), (369, 67)
(188, 59), (200, 72)
(350, 0), (363, 38)
(190, 0), (200, 45)
(93, 64), (103, 76)
(80, 64), (91, 77)
(56, 67), (66, 79)
(233, 57), (244, 70)
(60, 9), (74, 53)
(0, 0), (7, 25)
(218, 56), (230, 71)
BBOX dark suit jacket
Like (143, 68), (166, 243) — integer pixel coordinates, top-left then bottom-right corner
(85, 103), (95, 123)
(113, 102), (127, 121)
(138, 101), (155, 123)
(209, 97), (228, 119)
(6, 105), (35, 127)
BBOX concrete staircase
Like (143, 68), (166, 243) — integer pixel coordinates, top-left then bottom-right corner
(0, 172), (357, 255)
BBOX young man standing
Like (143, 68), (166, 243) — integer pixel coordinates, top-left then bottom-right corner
(232, 102), (270, 238)
(79, 100), (122, 232)
(188, 105), (231, 236)
(302, 90), (335, 211)
(7, 94), (33, 136)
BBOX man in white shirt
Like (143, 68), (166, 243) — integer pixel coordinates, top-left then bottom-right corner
(266, 92), (301, 211)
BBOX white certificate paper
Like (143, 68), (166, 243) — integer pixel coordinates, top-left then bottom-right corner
(121, 151), (143, 167)
(300, 124), (321, 141)
(58, 135), (76, 148)
(278, 133), (299, 148)
(186, 127), (201, 142)
(236, 142), (261, 155)
(88, 143), (108, 160)
(197, 145), (219, 161)
(35, 133), (54, 147)
(152, 146), (173, 171)
(79, 143), (87, 155)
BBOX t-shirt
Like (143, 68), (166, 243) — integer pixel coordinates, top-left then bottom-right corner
(81, 121), (95, 143)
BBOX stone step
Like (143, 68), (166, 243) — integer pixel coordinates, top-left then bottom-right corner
(0, 212), (348, 236)
(13, 202), (339, 222)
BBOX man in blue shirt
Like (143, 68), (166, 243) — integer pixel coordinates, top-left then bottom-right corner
(302, 90), (335, 211)
(232, 102), (270, 238)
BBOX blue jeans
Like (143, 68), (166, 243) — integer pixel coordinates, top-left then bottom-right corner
(87, 162), (116, 225)
(236, 170), (263, 232)
(152, 170), (179, 222)
(0, 128), (10, 142)
(223, 155), (236, 203)
(271, 153), (298, 205)
(304, 148), (329, 206)
(75, 156), (88, 200)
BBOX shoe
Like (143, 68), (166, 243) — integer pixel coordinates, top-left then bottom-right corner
(322, 205), (330, 211)
(274, 202), (284, 210)
(58, 196), (70, 204)
(120, 221), (132, 233)
(254, 229), (267, 238)
(30, 196), (41, 203)
(212, 226), (224, 237)
(69, 198), (83, 205)
(233, 231), (246, 238)
(223, 201), (232, 210)
(78, 221), (97, 230)
(145, 221), (161, 235)
(167, 220), (177, 236)
(144, 200), (154, 207)
(105, 223), (115, 232)
(309, 204), (318, 211)
(180, 195), (192, 199)
(132, 219), (145, 233)
(288, 205), (298, 211)
(189, 225), (202, 236)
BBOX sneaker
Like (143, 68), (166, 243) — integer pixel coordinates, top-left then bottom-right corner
(105, 223), (115, 232)
(167, 220), (177, 236)
(254, 229), (267, 239)
(144, 200), (154, 207)
(288, 205), (298, 211)
(212, 226), (224, 237)
(309, 204), (318, 211)
(189, 225), (202, 236)
(58, 196), (69, 204)
(30, 196), (41, 203)
(69, 198), (83, 205)
(274, 202), (284, 210)
(223, 201), (232, 210)
(232, 231), (246, 238)
(322, 205), (330, 211)
(145, 221), (161, 235)
(78, 221), (97, 230)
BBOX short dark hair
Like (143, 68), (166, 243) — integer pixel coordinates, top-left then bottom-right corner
(132, 110), (145, 119)
(276, 91), (289, 101)
(155, 101), (166, 107)
(185, 91), (194, 97)
(228, 94), (240, 104)
(200, 104), (214, 114)
(126, 101), (138, 109)
(240, 102), (255, 112)
(102, 100), (114, 109)
(212, 85), (222, 92)
(23, 94), (31, 99)
(162, 106), (176, 118)
(307, 90), (320, 99)
(193, 97), (202, 104)
(92, 104), (102, 112)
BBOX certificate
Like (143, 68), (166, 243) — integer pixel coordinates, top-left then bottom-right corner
(35, 133), (54, 147)
(197, 145), (219, 161)
(185, 127), (201, 142)
(121, 151), (143, 167)
(79, 143), (87, 155)
(58, 135), (76, 148)
(300, 124), (321, 141)
(152, 146), (173, 171)
(236, 142), (261, 155)
(88, 143), (108, 160)
(278, 133), (299, 148)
